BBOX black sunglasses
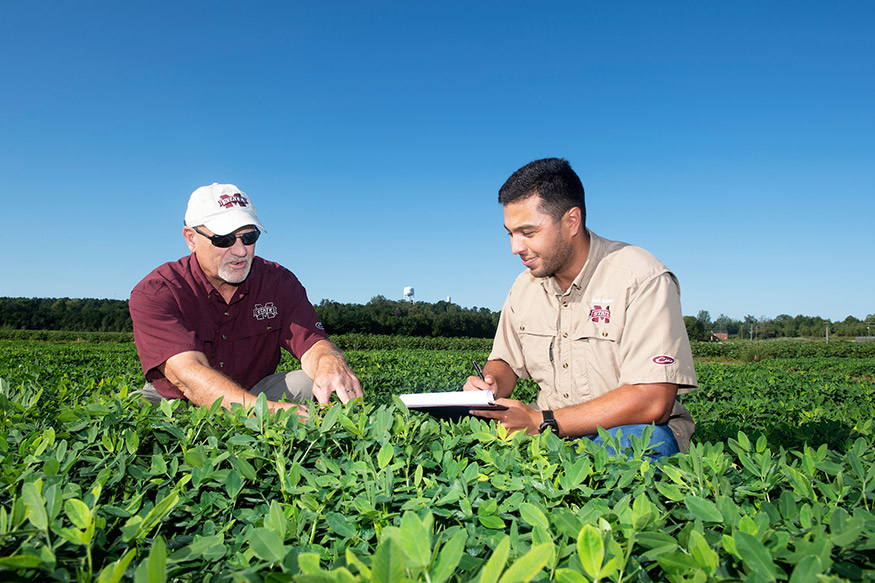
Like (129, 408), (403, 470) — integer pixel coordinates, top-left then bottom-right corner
(192, 226), (261, 248)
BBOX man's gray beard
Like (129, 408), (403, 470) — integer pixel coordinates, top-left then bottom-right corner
(219, 260), (252, 284)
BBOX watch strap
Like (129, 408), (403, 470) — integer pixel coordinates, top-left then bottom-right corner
(539, 410), (559, 434)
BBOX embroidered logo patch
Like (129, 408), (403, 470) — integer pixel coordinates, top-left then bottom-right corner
(253, 302), (278, 320)
(315, 321), (324, 330)
(652, 355), (676, 365)
(589, 305), (611, 323)
(217, 193), (250, 209)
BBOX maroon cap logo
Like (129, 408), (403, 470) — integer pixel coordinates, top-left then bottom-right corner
(589, 305), (611, 323)
(652, 355), (676, 365)
(217, 193), (249, 209)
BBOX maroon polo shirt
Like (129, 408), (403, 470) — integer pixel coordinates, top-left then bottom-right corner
(129, 254), (328, 399)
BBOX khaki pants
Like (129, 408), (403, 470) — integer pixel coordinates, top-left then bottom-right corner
(135, 370), (314, 405)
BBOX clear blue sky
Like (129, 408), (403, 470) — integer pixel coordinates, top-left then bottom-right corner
(2, 1), (872, 322)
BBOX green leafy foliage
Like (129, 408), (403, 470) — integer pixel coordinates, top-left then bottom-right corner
(0, 341), (873, 581)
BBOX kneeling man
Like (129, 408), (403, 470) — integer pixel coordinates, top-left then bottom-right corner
(464, 159), (696, 457)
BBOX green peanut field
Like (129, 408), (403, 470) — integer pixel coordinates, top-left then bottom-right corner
(0, 338), (874, 582)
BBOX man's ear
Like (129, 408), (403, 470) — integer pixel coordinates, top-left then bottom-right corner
(183, 226), (197, 253)
(563, 206), (582, 236)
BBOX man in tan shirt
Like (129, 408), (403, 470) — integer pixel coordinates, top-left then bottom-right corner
(464, 158), (697, 457)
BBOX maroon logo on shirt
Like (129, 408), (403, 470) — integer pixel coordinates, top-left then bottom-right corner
(217, 193), (249, 209)
(652, 355), (676, 365)
(253, 302), (278, 320)
(589, 305), (611, 323)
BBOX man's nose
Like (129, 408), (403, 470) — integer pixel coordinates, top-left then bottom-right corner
(510, 235), (525, 255)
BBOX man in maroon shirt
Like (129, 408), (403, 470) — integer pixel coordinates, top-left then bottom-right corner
(129, 183), (362, 416)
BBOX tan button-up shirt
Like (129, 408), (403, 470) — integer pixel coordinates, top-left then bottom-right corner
(490, 230), (698, 451)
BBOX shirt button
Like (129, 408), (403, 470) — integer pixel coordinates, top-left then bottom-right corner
(219, 362), (224, 367)
(562, 332), (568, 338)
(520, 325), (525, 331)
(267, 326), (272, 330)
(563, 302), (568, 307)
(602, 332), (608, 337)
(224, 311), (229, 316)
(562, 363), (569, 369)
(563, 393), (569, 398)
(222, 335), (227, 340)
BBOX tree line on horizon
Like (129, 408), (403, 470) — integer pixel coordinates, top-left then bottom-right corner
(0, 297), (872, 340)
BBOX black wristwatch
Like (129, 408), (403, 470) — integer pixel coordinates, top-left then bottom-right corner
(539, 410), (560, 434)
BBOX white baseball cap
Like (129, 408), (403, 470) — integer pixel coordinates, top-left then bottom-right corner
(184, 183), (266, 235)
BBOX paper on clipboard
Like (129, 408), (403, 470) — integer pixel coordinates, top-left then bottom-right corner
(399, 390), (508, 420)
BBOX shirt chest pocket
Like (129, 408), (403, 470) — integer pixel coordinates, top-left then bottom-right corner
(232, 320), (281, 343)
(572, 321), (620, 395)
(517, 323), (556, 386)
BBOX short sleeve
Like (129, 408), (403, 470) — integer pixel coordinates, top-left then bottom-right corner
(129, 282), (200, 376)
(278, 271), (329, 360)
(617, 272), (697, 391)
(488, 291), (531, 380)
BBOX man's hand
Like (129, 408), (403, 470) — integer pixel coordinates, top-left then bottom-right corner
(471, 398), (541, 435)
(463, 374), (498, 395)
(301, 340), (362, 404)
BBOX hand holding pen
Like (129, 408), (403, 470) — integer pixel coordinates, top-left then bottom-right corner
(465, 359), (497, 395)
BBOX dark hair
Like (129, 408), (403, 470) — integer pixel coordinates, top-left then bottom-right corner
(498, 157), (586, 226)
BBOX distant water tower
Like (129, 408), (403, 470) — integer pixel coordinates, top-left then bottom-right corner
(403, 286), (415, 303)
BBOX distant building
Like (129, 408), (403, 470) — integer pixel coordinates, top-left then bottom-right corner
(711, 331), (729, 342)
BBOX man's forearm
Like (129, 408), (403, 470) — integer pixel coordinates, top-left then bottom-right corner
(160, 351), (302, 414)
(550, 383), (678, 437)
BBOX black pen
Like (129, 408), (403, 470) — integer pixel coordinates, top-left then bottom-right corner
(472, 360), (485, 381)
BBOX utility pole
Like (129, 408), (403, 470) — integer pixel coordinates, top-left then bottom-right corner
(825, 324), (829, 344)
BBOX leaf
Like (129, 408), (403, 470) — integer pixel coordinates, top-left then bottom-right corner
(234, 456), (258, 481)
(326, 512), (357, 539)
(478, 499), (499, 517)
(684, 496), (724, 523)
(320, 403), (341, 433)
(250, 527), (286, 563)
(687, 530), (718, 574)
(478, 535), (510, 583)
(519, 502), (550, 530)
(64, 498), (92, 530)
(265, 500), (287, 539)
(479, 514), (506, 529)
(576, 524), (604, 580)
(789, 555), (824, 583)
(371, 537), (406, 583)
(377, 442), (394, 470)
(184, 447), (205, 467)
(400, 511), (431, 568)
(734, 531), (777, 580)
(22, 481), (47, 531)
(498, 542), (552, 583)
(96, 549), (137, 583)
(430, 530), (467, 583)
(0, 555), (44, 569)
(655, 552), (698, 574)
(631, 493), (654, 530)
(553, 569), (587, 583)
(225, 469), (243, 499)
(147, 536), (167, 583)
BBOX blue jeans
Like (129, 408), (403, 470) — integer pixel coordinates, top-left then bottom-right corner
(579, 423), (679, 460)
